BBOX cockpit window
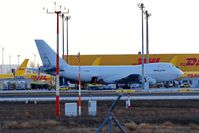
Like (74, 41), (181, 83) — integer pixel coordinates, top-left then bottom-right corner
(172, 65), (179, 69)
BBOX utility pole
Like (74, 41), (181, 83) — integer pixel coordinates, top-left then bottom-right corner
(61, 14), (65, 60)
(138, 3), (145, 90)
(44, 2), (69, 117)
(9, 55), (11, 73)
(76, 52), (81, 116)
(1, 46), (4, 74)
(145, 10), (151, 64)
(17, 55), (20, 67)
(33, 53), (36, 67)
(65, 15), (71, 63)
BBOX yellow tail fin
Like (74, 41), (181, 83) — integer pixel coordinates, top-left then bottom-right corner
(170, 56), (178, 66)
(92, 57), (101, 66)
(15, 59), (29, 76)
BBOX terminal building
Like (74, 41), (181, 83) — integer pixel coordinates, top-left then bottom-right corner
(66, 54), (199, 88)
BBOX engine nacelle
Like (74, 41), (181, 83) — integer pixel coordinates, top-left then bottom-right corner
(145, 76), (156, 85)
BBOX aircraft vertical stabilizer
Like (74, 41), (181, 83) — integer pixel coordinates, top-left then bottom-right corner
(15, 59), (29, 76)
(92, 57), (101, 66)
(170, 56), (178, 66)
(35, 39), (68, 67)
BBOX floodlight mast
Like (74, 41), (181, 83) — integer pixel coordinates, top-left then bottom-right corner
(138, 3), (145, 90)
(9, 55), (11, 73)
(62, 14), (65, 60)
(45, 2), (69, 117)
(65, 15), (71, 64)
(32, 53), (36, 67)
(145, 10), (151, 64)
(1, 46), (4, 74)
(17, 55), (20, 67)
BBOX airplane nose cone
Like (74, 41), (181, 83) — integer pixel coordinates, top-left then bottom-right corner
(177, 69), (184, 78)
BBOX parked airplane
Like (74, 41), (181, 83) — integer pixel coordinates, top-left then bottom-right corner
(0, 59), (29, 79)
(35, 40), (184, 84)
(0, 58), (52, 82)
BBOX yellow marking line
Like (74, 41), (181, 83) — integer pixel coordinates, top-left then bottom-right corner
(115, 89), (136, 93)
(178, 88), (193, 92)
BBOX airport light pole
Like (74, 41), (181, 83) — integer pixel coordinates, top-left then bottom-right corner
(61, 14), (65, 60)
(65, 15), (71, 64)
(145, 10), (151, 64)
(1, 46), (4, 74)
(45, 2), (69, 117)
(17, 55), (20, 67)
(138, 3), (145, 90)
(33, 53), (36, 67)
(9, 55), (11, 73)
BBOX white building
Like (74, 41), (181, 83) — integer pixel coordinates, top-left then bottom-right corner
(0, 64), (18, 74)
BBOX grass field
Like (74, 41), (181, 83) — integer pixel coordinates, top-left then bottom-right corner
(1, 100), (199, 133)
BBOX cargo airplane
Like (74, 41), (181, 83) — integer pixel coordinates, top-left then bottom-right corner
(0, 59), (29, 79)
(35, 40), (184, 84)
(0, 58), (52, 82)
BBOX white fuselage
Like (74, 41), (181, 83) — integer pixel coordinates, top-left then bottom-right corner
(35, 39), (184, 84)
(59, 63), (183, 83)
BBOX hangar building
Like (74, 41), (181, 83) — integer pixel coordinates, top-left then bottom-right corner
(65, 54), (199, 88)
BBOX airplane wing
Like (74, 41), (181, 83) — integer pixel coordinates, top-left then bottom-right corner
(27, 66), (64, 74)
(26, 68), (39, 71)
(114, 74), (142, 84)
(114, 74), (156, 85)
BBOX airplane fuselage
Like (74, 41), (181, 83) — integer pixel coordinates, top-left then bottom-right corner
(35, 40), (184, 84)
(59, 63), (183, 83)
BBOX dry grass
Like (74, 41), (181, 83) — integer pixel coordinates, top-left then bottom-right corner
(3, 120), (199, 133)
(24, 111), (32, 118)
(135, 123), (154, 133)
(162, 121), (174, 128)
(67, 128), (96, 133)
(100, 126), (122, 133)
(125, 122), (137, 131)
(189, 123), (199, 130)
(2, 101), (199, 132)
(3, 120), (60, 129)
(3, 121), (19, 129)
(40, 119), (60, 128)
(137, 123), (153, 129)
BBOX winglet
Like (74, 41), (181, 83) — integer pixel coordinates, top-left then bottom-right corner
(15, 59), (29, 76)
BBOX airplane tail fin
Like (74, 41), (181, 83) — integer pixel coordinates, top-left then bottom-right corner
(92, 57), (101, 66)
(15, 59), (29, 76)
(35, 39), (68, 67)
(170, 56), (178, 66)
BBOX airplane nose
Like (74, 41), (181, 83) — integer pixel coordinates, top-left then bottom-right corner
(177, 69), (184, 78)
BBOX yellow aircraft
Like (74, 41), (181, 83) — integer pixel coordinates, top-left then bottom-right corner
(0, 59), (29, 79)
(0, 59), (52, 82)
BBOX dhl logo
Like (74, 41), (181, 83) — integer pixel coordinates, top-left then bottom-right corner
(187, 74), (199, 78)
(31, 75), (50, 81)
(137, 58), (160, 64)
(181, 58), (199, 66)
